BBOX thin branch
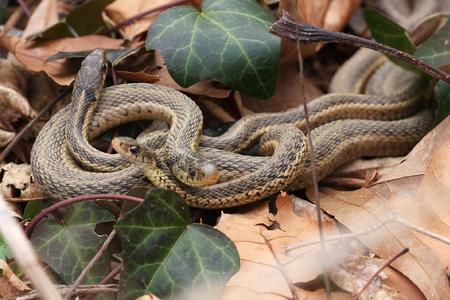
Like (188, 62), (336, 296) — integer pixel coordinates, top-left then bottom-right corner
(105, 0), (187, 35)
(395, 217), (450, 245)
(99, 264), (121, 284)
(296, 38), (331, 299)
(0, 87), (71, 163)
(16, 284), (117, 300)
(356, 247), (409, 297)
(286, 217), (395, 252)
(270, 10), (450, 84)
(25, 194), (143, 235)
(15, 0), (31, 18)
(0, 195), (62, 299)
(64, 229), (118, 299)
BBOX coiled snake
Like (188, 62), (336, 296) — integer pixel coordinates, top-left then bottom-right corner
(31, 47), (433, 208)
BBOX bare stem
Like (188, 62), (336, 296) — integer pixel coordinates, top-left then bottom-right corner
(25, 194), (143, 235)
(356, 247), (409, 297)
(15, 0), (31, 18)
(270, 10), (450, 84)
(99, 264), (122, 284)
(64, 229), (118, 299)
(17, 284), (117, 300)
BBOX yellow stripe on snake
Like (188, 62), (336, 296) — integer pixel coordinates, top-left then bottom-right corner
(30, 48), (433, 208)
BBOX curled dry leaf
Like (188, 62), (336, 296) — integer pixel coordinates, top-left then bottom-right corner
(279, 0), (362, 59)
(307, 115), (450, 299)
(0, 260), (30, 298)
(0, 130), (15, 148)
(0, 59), (35, 123)
(22, 0), (60, 38)
(0, 163), (46, 201)
(0, 35), (124, 85)
(216, 194), (339, 299)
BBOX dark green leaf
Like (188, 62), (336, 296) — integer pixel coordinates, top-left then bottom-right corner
(116, 189), (239, 299)
(29, 0), (114, 40)
(146, 0), (280, 98)
(435, 82), (450, 124)
(30, 203), (114, 284)
(0, 0), (7, 23)
(23, 200), (47, 221)
(364, 8), (420, 72)
(0, 235), (11, 260)
(415, 15), (450, 72)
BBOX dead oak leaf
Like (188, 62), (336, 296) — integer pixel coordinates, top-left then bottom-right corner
(0, 260), (30, 298)
(216, 195), (339, 299)
(0, 35), (124, 85)
(306, 115), (450, 299)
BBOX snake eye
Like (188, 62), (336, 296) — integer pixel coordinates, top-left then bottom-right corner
(129, 145), (140, 154)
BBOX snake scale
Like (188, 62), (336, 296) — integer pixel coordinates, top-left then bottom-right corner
(30, 45), (433, 208)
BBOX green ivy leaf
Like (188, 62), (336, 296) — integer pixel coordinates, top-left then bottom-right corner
(146, 0), (280, 98)
(415, 15), (450, 72)
(0, 235), (11, 260)
(30, 203), (114, 284)
(363, 8), (419, 72)
(29, 0), (114, 40)
(116, 189), (239, 299)
(23, 201), (47, 221)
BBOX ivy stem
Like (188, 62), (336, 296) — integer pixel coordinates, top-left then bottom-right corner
(270, 10), (450, 84)
(25, 194), (143, 235)
(64, 229), (118, 300)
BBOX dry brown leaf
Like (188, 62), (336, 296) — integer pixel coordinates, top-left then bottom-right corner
(216, 194), (339, 299)
(105, 0), (173, 40)
(115, 70), (160, 83)
(0, 130), (15, 148)
(1, 35), (124, 85)
(279, 0), (361, 59)
(0, 260), (30, 298)
(241, 61), (323, 113)
(0, 59), (35, 123)
(22, 0), (60, 38)
(305, 116), (450, 299)
(0, 163), (46, 201)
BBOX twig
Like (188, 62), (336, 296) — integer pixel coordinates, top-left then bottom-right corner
(15, 0), (31, 18)
(25, 194), (143, 235)
(395, 217), (450, 245)
(16, 284), (117, 300)
(355, 247), (409, 297)
(286, 215), (450, 252)
(99, 264), (122, 284)
(64, 229), (118, 299)
(105, 0), (187, 35)
(286, 217), (395, 252)
(270, 10), (450, 84)
(0, 87), (71, 163)
(296, 37), (331, 299)
(0, 111), (28, 163)
(0, 195), (62, 299)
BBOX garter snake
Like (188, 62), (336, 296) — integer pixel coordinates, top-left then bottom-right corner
(30, 46), (433, 208)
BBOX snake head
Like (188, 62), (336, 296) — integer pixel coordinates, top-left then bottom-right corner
(172, 157), (219, 187)
(111, 137), (156, 165)
(74, 49), (108, 103)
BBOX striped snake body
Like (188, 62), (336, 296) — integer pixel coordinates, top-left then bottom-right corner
(31, 49), (433, 207)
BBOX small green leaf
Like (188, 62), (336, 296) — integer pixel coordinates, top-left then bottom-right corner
(29, 0), (114, 40)
(435, 82), (450, 124)
(116, 189), (239, 299)
(0, 235), (11, 260)
(415, 15), (450, 72)
(23, 201), (48, 221)
(146, 0), (280, 98)
(364, 8), (416, 53)
(30, 203), (114, 284)
(363, 8), (420, 72)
